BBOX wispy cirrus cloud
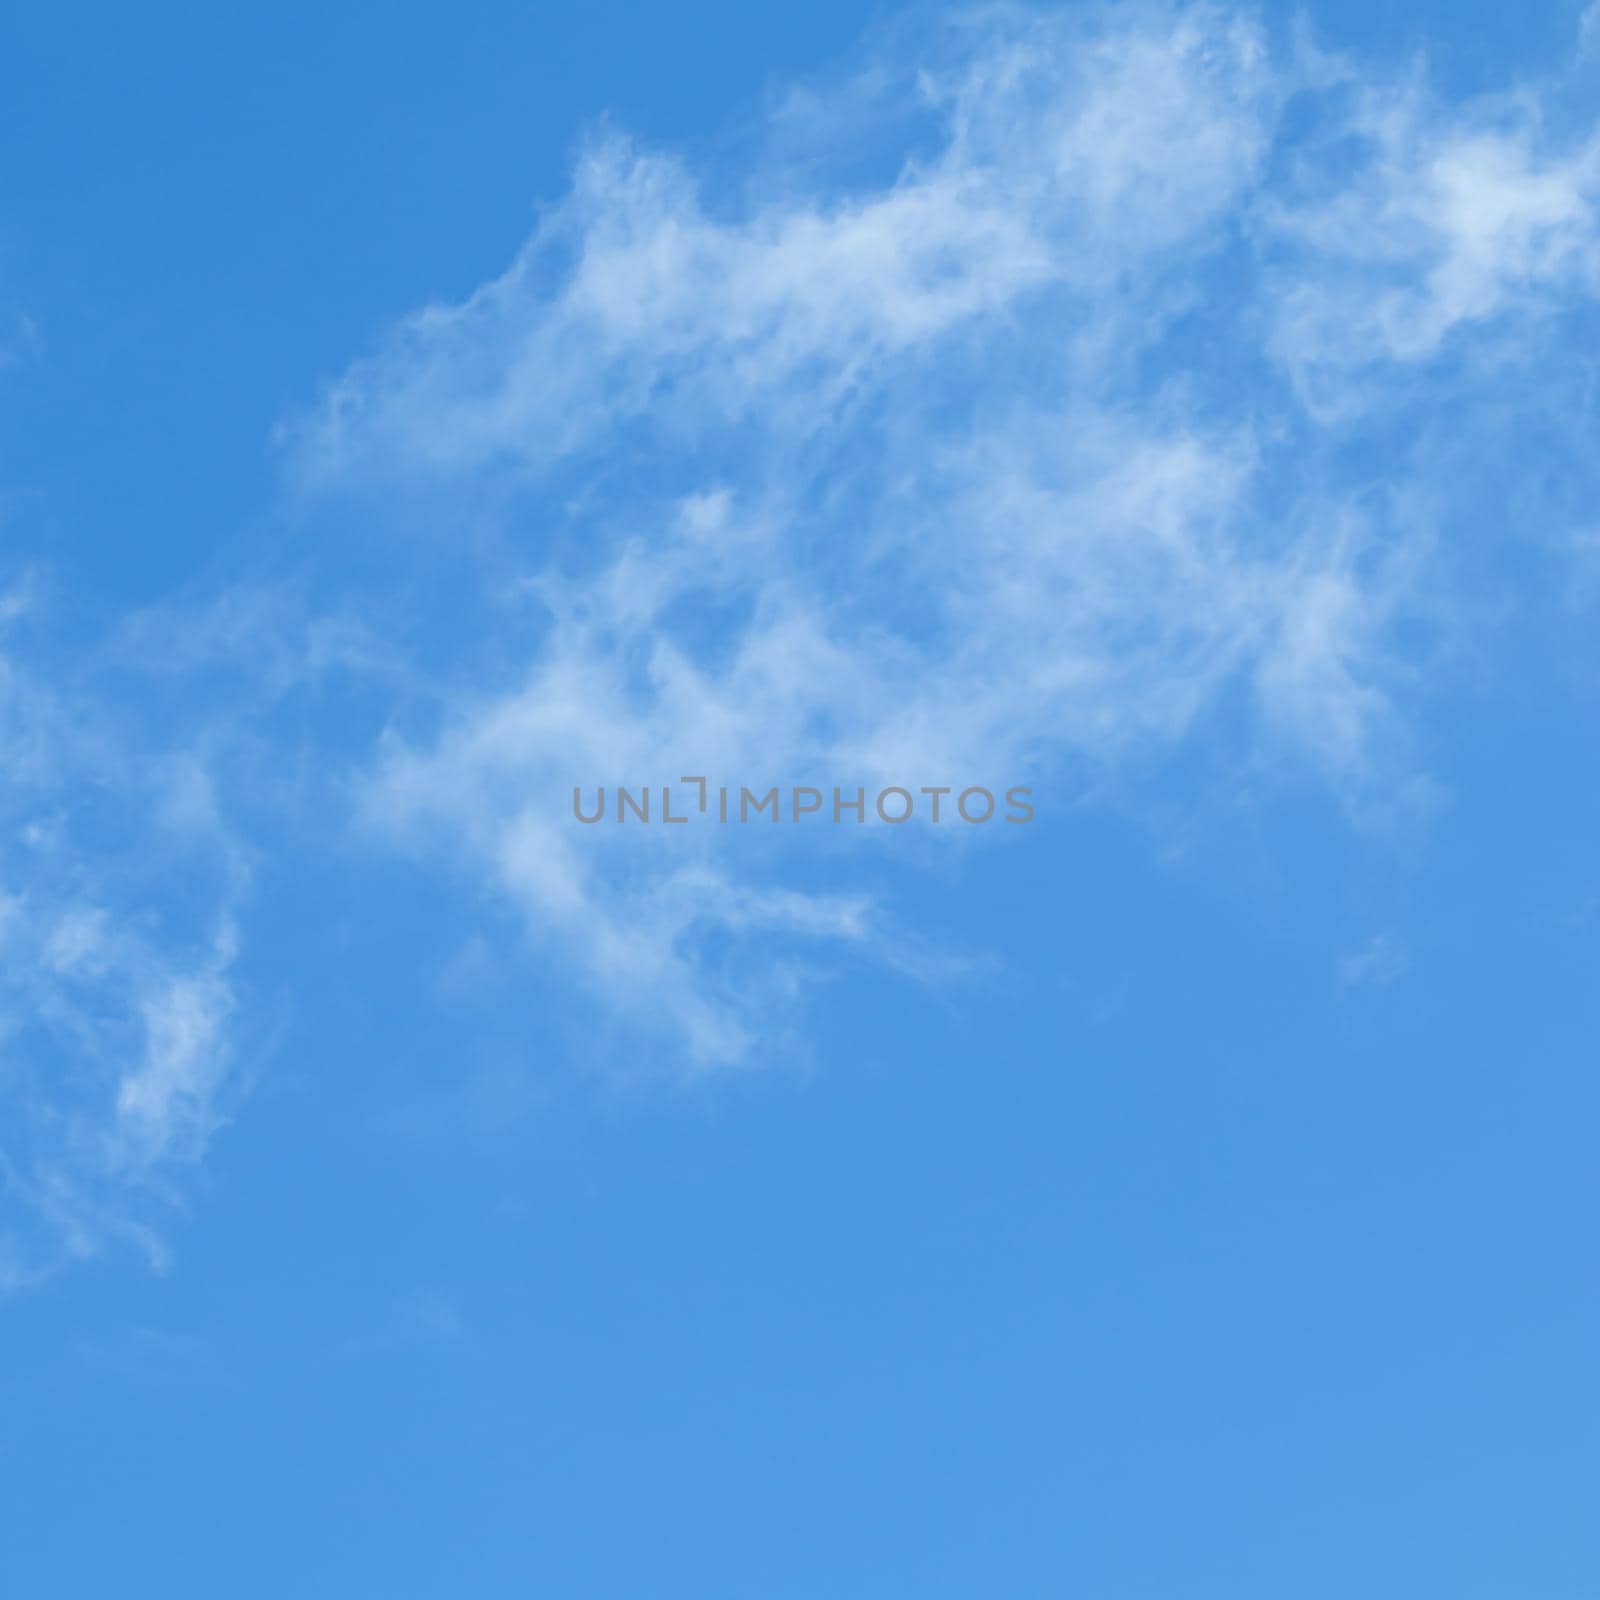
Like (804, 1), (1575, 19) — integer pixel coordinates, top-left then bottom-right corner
(1262, 57), (1600, 410)
(7, 1), (1600, 1280)
(0, 587), (246, 1288)
(290, 2), (1599, 1066)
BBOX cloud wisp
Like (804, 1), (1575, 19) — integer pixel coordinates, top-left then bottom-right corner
(0, 590), (246, 1288)
(278, 3), (1600, 1067)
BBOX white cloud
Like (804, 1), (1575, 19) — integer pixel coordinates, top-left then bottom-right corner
(0, 592), (246, 1286)
(293, 6), (1278, 488)
(114, 925), (238, 1168)
(286, 3), (1600, 1067)
(1262, 67), (1600, 409)
(5, 2), (1598, 1275)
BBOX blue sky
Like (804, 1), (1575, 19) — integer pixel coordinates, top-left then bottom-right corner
(2, 1), (1599, 1593)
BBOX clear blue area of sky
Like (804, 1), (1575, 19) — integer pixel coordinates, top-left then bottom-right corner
(1, 3), (1597, 1595)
